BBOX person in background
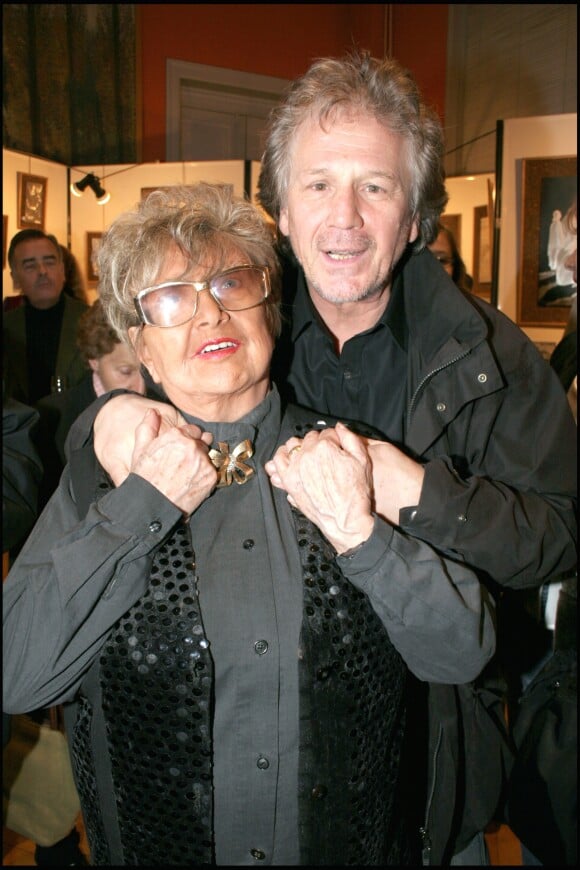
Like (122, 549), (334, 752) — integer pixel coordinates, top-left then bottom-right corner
(60, 245), (88, 304)
(2, 183), (496, 866)
(3, 229), (89, 406)
(80, 52), (577, 864)
(36, 298), (146, 480)
(427, 222), (474, 292)
(3, 243), (87, 312)
(2, 384), (87, 867)
(2, 384), (43, 568)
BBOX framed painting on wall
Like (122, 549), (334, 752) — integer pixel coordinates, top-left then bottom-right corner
(518, 156), (577, 327)
(17, 173), (47, 230)
(86, 232), (103, 283)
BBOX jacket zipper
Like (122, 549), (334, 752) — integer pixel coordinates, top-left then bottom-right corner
(406, 349), (472, 432)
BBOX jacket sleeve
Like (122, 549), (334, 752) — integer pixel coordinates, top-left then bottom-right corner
(2, 394), (43, 551)
(2, 468), (183, 714)
(337, 517), (496, 684)
(402, 334), (577, 589)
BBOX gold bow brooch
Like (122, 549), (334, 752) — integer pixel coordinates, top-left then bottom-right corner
(209, 439), (255, 487)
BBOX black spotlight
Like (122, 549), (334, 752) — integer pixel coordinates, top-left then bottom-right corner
(70, 173), (110, 204)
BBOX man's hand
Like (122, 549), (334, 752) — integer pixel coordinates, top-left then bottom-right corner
(94, 394), (186, 486)
(265, 422), (375, 554)
(364, 438), (425, 525)
(130, 409), (216, 516)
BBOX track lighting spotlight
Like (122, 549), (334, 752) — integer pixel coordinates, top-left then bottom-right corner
(70, 173), (110, 205)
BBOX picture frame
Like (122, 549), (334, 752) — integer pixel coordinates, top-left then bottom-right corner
(86, 232), (103, 283)
(17, 173), (47, 230)
(472, 205), (492, 302)
(518, 156), (577, 327)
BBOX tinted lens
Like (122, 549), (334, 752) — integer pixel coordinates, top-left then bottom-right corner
(210, 267), (267, 310)
(139, 283), (196, 327)
(136, 267), (269, 327)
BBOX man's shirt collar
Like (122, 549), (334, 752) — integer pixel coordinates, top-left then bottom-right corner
(290, 265), (408, 350)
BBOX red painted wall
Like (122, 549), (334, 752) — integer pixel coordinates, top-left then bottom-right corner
(138, 4), (447, 162)
(390, 4), (448, 121)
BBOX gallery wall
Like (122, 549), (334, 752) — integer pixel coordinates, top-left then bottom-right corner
(3, 149), (247, 303)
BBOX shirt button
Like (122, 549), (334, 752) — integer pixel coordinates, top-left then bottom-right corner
(254, 639), (269, 655)
(457, 514), (467, 523)
(243, 539), (255, 550)
(311, 784), (327, 799)
(250, 848), (266, 860)
(256, 755), (270, 770)
(148, 520), (162, 533)
(436, 402), (446, 413)
(477, 373), (488, 383)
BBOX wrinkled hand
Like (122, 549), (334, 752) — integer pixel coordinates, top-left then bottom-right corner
(130, 409), (217, 516)
(94, 394), (187, 486)
(265, 422), (375, 554)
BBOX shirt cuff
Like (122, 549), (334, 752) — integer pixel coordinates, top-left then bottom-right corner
(335, 516), (394, 575)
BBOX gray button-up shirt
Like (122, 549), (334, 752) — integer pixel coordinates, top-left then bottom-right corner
(184, 391), (302, 865)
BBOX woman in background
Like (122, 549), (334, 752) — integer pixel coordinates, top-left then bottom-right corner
(35, 299), (146, 504)
(428, 222), (474, 293)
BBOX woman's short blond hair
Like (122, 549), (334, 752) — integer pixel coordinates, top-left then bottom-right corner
(97, 183), (281, 343)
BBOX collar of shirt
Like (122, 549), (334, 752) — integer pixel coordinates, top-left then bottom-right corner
(179, 387), (282, 467)
(289, 264), (408, 351)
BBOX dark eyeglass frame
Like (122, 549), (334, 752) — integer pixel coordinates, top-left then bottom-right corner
(134, 264), (271, 328)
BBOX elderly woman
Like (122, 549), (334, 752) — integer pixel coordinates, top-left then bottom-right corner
(3, 184), (495, 867)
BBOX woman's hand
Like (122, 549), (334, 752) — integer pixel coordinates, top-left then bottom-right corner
(265, 422), (375, 554)
(94, 394), (187, 486)
(130, 409), (217, 516)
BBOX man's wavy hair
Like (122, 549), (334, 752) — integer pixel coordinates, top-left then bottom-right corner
(97, 183), (282, 343)
(258, 51), (448, 251)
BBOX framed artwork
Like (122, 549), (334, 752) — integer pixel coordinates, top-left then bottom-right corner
(86, 232), (103, 283)
(17, 173), (47, 230)
(472, 205), (492, 302)
(518, 156), (577, 327)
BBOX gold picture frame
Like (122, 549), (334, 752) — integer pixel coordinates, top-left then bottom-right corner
(17, 173), (47, 230)
(86, 232), (103, 283)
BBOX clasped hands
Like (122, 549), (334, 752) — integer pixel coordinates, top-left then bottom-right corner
(93, 395), (425, 546)
(93, 394), (216, 517)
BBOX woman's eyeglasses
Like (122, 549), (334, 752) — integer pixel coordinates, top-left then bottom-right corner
(134, 265), (270, 328)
